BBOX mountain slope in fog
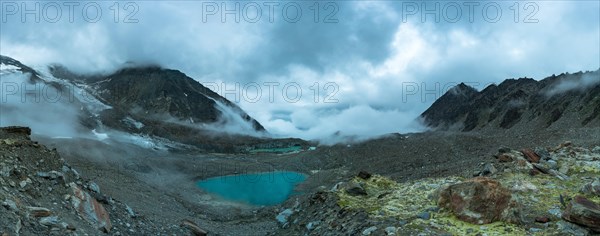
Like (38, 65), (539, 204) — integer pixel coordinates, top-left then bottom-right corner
(420, 70), (600, 131)
(49, 64), (265, 132)
(1, 55), (298, 152)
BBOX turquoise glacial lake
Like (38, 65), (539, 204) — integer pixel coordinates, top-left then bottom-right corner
(196, 171), (307, 206)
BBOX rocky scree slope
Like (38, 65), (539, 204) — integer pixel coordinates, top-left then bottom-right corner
(420, 70), (600, 132)
(0, 126), (208, 235)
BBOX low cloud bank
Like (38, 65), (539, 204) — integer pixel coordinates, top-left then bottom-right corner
(545, 73), (600, 97)
(0, 71), (85, 138)
(259, 105), (425, 144)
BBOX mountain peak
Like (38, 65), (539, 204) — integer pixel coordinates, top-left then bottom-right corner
(114, 64), (166, 74)
(50, 64), (266, 133)
(420, 70), (600, 131)
(449, 83), (478, 96)
(419, 83), (478, 130)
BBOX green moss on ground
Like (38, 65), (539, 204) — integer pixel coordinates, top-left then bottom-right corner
(335, 147), (600, 236)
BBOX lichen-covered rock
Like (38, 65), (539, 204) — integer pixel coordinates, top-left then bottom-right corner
(345, 182), (367, 196)
(438, 177), (520, 224)
(278, 143), (599, 236)
(500, 150), (535, 174)
(482, 163), (498, 176)
(581, 178), (600, 197)
(562, 196), (600, 233)
(556, 220), (591, 236)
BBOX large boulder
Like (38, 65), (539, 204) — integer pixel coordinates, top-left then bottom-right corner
(70, 184), (112, 232)
(495, 149), (535, 174)
(438, 177), (521, 224)
(562, 196), (600, 233)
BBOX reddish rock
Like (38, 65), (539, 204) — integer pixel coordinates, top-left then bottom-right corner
(438, 177), (520, 224)
(529, 168), (541, 176)
(70, 184), (112, 232)
(181, 219), (208, 236)
(562, 196), (600, 233)
(497, 154), (513, 162)
(27, 207), (52, 217)
(535, 216), (550, 223)
(521, 149), (540, 163)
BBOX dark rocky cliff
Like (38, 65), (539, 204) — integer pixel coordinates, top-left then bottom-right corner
(420, 70), (600, 131)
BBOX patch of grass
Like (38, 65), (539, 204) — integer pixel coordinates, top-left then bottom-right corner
(337, 175), (463, 219)
(336, 171), (599, 235)
(334, 145), (600, 235)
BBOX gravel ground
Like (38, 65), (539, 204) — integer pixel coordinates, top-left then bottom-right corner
(3, 126), (597, 235)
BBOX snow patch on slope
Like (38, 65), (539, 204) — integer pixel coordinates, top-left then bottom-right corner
(0, 63), (20, 71)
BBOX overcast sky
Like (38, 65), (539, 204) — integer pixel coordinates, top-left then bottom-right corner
(1, 1), (599, 140)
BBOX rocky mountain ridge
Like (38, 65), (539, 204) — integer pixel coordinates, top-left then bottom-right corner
(420, 70), (600, 132)
(48, 64), (265, 132)
(1, 55), (306, 153)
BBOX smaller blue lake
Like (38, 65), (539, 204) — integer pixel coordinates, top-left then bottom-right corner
(196, 171), (307, 206)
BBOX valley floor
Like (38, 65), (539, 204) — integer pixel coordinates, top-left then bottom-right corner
(2, 127), (599, 235)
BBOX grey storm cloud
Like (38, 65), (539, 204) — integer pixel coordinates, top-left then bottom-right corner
(1, 1), (599, 141)
(236, 1), (398, 78)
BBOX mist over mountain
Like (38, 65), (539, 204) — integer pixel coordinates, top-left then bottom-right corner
(1, 55), (302, 152)
(2, 56), (600, 236)
(3, 54), (599, 147)
(49, 64), (265, 130)
(420, 70), (600, 131)
(1, 1), (600, 235)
